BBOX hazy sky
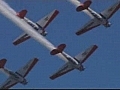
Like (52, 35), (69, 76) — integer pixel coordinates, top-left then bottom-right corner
(0, 0), (120, 89)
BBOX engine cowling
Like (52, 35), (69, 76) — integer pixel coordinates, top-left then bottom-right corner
(76, 0), (92, 12)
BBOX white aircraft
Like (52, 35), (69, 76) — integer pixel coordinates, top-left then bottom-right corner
(13, 9), (59, 45)
(75, 0), (120, 35)
(49, 44), (98, 80)
(0, 58), (38, 89)
(0, 0), (70, 62)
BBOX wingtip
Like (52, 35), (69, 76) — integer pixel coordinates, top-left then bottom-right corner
(93, 45), (98, 49)
(54, 10), (59, 14)
(13, 42), (18, 46)
(76, 32), (80, 35)
(49, 76), (55, 80)
(33, 58), (39, 62)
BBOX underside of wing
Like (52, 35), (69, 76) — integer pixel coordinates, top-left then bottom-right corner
(76, 19), (100, 35)
(13, 33), (30, 45)
(50, 62), (74, 80)
(15, 58), (38, 78)
(0, 77), (18, 89)
(74, 45), (98, 64)
(100, 1), (120, 19)
(36, 9), (59, 29)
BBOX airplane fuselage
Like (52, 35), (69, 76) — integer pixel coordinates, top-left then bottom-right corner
(87, 8), (111, 27)
(24, 17), (47, 36)
(2, 68), (27, 85)
(62, 52), (85, 71)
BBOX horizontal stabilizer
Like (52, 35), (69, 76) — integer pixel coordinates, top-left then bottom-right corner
(0, 59), (7, 68)
(76, 0), (92, 12)
(16, 9), (27, 19)
(50, 44), (66, 55)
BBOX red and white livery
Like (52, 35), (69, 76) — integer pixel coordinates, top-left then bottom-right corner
(49, 44), (98, 80)
(76, 0), (120, 35)
(13, 9), (59, 45)
(0, 58), (38, 89)
(76, 0), (92, 11)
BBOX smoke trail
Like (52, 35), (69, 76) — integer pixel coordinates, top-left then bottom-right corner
(1, 0), (16, 14)
(0, 0), (68, 62)
(68, 0), (81, 7)
(0, 69), (9, 77)
(68, 0), (94, 18)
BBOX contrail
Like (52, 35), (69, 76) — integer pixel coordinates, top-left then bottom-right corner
(68, 0), (81, 7)
(0, 0), (68, 62)
(0, 0), (16, 14)
(0, 69), (9, 77)
(68, 0), (94, 18)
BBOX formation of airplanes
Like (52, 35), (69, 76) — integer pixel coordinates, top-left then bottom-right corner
(0, 0), (119, 89)
(13, 9), (59, 45)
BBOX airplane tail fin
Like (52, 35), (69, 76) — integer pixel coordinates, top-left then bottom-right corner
(50, 44), (66, 55)
(16, 9), (27, 19)
(36, 9), (59, 29)
(0, 59), (7, 68)
(76, 0), (92, 12)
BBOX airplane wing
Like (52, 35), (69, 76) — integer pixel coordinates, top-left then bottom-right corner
(74, 45), (98, 64)
(15, 58), (38, 78)
(50, 62), (74, 80)
(13, 9), (59, 45)
(76, 19), (100, 35)
(100, 1), (120, 19)
(0, 77), (17, 89)
(13, 33), (30, 45)
(36, 9), (59, 29)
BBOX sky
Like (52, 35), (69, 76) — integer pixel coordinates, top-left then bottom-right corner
(0, 0), (120, 89)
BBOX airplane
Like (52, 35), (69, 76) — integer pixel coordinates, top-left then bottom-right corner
(49, 44), (98, 80)
(0, 0), (70, 62)
(0, 58), (38, 89)
(75, 0), (120, 35)
(13, 9), (59, 45)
